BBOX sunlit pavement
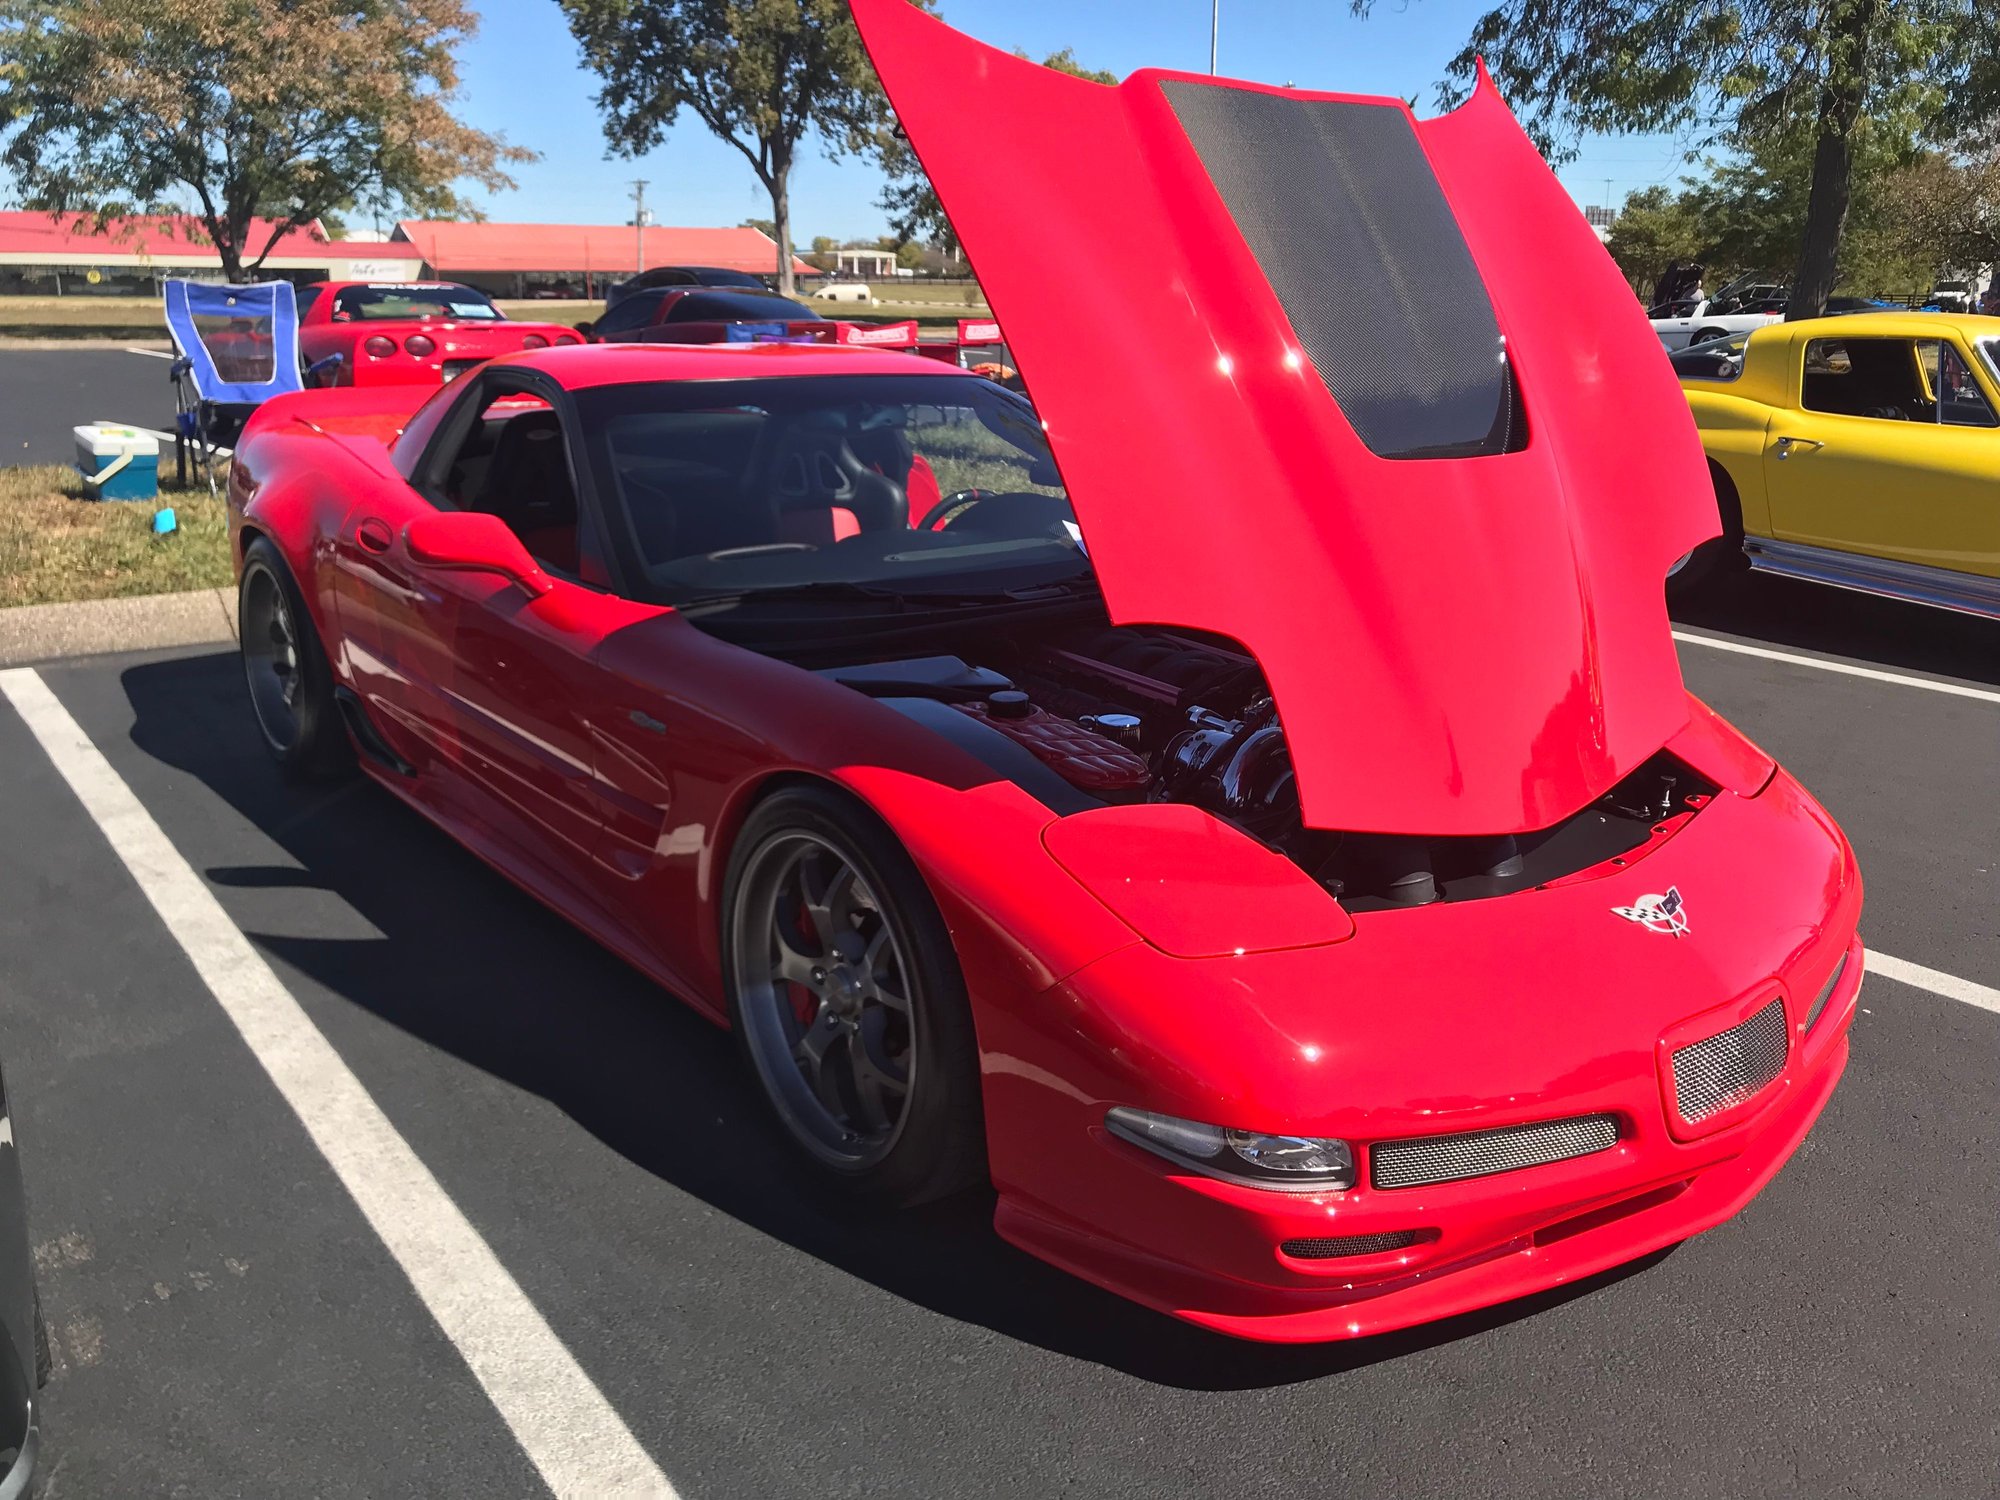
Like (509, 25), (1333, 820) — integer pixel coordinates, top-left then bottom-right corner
(0, 567), (1993, 1498)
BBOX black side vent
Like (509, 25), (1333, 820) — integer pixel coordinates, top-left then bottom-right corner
(1160, 81), (1523, 460)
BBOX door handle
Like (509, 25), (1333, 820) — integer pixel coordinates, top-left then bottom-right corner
(355, 517), (395, 553)
(1774, 436), (1825, 460)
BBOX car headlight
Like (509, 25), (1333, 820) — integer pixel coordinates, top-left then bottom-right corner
(1105, 1106), (1355, 1191)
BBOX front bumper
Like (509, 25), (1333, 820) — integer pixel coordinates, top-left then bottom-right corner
(976, 765), (1864, 1342)
(996, 940), (1859, 1341)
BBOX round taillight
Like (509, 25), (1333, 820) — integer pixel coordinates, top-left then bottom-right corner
(362, 335), (396, 358)
(521, 333), (550, 350)
(553, 333), (580, 346)
(404, 334), (436, 358)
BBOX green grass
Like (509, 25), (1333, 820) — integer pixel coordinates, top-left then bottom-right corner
(0, 465), (233, 607)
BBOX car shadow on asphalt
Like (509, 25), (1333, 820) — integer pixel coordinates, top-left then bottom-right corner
(1673, 570), (2000, 687)
(121, 650), (1673, 1392)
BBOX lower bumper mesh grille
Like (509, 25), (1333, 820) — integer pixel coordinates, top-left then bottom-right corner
(1370, 1114), (1619, 1190)
(1280, 1231), (1422, 1259)
(1672, 997), (1788, 1125)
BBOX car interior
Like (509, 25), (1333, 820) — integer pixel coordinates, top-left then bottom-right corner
(1802, 338), (1999, 426)
(425, 375), (1086, 605)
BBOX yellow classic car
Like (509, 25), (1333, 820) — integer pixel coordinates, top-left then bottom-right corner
(1671, 312), (2000, 618)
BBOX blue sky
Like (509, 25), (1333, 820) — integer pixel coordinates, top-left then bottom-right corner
(0, 0), (1698, 240)
(440, 0), (1701, 241)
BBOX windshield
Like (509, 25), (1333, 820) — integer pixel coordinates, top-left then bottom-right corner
(331, 284), (502, 322)
(1669, 330), (1751, 381)
(575, 375), (1088, 607)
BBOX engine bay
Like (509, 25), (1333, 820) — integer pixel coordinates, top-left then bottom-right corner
(809, 621), (1718, 911)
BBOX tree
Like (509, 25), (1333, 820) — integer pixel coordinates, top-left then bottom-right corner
(876, 46), (1117, 255)
(1605, 127), (1934, 301)
(1604, 186), (1705, 290)
(0, 0), (529, 282)
(562, 0), (929, 296)
(739, 216), (778, 237)
(1351, 0), (1983, 318)
(1888, 146), (2000, 277)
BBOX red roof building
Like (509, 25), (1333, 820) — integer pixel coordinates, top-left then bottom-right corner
(394, 221), (815, 291)
(0, 211), (811, 299)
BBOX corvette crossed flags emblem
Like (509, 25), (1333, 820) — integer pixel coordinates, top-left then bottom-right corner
(1612, 886), (1689, 937)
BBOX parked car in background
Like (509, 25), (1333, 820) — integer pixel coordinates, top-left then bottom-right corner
(1672, 312), (2000, 616)
(581, 286), (920, 350)
(605, 265), (770, 307)
(297, 282), (581, 388)
(817, 282), (874, 302)
(1928, 280), (1975, 313)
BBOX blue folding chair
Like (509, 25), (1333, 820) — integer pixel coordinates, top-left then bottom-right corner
(162, 280), (308, 493)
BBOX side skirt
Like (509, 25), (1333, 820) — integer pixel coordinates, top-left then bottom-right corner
(1745, 537), (2000, 622)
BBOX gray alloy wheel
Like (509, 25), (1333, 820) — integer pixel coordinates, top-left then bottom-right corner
(729, 828), (918, 1171)
(238, 539), (351, 779)
(240, 559), (305, 755)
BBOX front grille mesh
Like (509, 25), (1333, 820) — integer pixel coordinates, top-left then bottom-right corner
(1673, 998), (1788, 1124)
(1370, 1115), (1619, 1190)
(1280, 1231), (1422, 1260)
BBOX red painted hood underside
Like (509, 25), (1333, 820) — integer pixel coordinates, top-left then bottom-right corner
(853, 0), (1716, 835)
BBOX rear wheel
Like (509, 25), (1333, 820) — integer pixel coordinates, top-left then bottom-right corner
(1667, 463), (1749, 604)
(722, 785), (985, 1205)
(239, 538), (352, 780)
(1688, 326), (1730, 347)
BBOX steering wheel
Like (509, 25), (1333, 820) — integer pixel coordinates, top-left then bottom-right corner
(918, 489), (993, 531)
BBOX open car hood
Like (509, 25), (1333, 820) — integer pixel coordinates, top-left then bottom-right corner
(854, 0), (1715, 836)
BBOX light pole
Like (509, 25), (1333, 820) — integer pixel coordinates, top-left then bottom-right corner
(631, 179), (650, 272)
(1210, 0), (1218, 73)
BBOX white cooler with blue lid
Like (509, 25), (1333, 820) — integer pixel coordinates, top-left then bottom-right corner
(73, 422), (160, 501)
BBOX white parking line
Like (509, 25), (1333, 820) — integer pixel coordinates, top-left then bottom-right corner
(124, 346), (175, 360)
(1674, 630), (2000, 706)
(0, 668), (677, 1500)
(1867, 950), (2000, 1015)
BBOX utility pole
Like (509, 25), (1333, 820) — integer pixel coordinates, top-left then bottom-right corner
(1603, 178), (1614, 215)
(631, 179), (650, 273)
(1210, 0), (1218, 74)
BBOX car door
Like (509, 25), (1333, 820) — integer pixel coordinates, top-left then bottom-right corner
(1761, 333), (2000, 575)
(334, 367), (657, 882)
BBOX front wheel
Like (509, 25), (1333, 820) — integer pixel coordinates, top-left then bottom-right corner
(722, 785), (985, 1206)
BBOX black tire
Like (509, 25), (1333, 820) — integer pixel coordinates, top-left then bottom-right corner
(32, 1283), (48, 1389)
(239, 537), (353, 780)
(1668, 463), (1751, 604)
(721, 784), (985, 1206)
(1688, 326), (1730, 347)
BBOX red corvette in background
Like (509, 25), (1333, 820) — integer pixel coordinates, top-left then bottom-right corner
(222, 1), (1862, 1343)
(297, 280), (582, 387)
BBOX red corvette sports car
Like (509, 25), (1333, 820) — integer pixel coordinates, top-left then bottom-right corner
(297, 280), (582, 387)
(225, 3), (1863, 1343)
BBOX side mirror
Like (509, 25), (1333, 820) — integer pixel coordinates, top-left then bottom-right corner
(403, 511), (553, 597)
(573, 320), (596, 339)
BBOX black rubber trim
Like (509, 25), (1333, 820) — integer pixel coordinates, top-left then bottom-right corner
(873, 697), (1098, 816)
(1160, 81), (1517, 459)
(333, 688), (415, 776)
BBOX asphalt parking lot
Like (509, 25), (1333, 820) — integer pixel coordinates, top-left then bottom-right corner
(0, 348), (177, 466)
(0, 570), (1994, 1498)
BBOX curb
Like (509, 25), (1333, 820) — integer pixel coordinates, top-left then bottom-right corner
(0, 337), (174, 352)
(0, 588), (237, 667)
